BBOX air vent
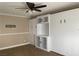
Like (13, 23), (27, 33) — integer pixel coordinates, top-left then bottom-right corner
(5, 24), (16, 28)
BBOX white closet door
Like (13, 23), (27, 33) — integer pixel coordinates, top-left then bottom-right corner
(50, 13), (64, 50)
(60, 9), (79, 55)
(50, 12), (73, 55)
(50, 8), (79, 55)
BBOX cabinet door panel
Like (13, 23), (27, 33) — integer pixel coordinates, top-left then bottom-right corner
(51, 8), (79, 55)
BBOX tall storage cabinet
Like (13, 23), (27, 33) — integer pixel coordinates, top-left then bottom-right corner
(50, 8), (79, 55)
(35, 14), (52, 52)
(34, 8), (79, 55)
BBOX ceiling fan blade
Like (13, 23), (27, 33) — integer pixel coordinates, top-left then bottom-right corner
(34, 5), (47, 8)
(34, 8), (41, 12)
(26, 2), (35, 8)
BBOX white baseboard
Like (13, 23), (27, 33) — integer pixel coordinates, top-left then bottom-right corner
(0, 32), (29, 36)
(0, 42), (30, 50)
(51, 49), (64, 55)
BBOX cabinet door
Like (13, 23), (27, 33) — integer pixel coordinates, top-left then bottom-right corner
(60, 10), (79, 55)
(50, 13), (73, 55)
(50, 8), (79, 55)
(40, 37), (47, 49)
(50, 13), (64, 49)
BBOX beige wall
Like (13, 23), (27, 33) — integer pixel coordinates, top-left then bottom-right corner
(0, 15), (29, 49)
(29, 18), (37, 45)
(0, 34), (30, 48)
(0, 15), (29, 34)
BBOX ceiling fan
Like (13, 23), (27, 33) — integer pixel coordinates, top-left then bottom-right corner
(16, 2), (47, 13)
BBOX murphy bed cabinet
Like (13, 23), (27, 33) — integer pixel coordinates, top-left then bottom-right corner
(35, 8), (79, 55)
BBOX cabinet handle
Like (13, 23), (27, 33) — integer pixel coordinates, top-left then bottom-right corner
(64, 19), (66, 23)
(60, 20), (62, 24)
(60, 19), (66, 24)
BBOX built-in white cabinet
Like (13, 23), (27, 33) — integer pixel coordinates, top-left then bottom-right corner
(35, 36), (47, 50)
(37, 23), (49, 36)
(50, 8), (79, 56)
(35, 15), (51, 52)
(35, 36), (51, 52)
(34, 8), (79, 55)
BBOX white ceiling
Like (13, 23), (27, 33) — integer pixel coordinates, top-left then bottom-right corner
(0, 2), (79, 18)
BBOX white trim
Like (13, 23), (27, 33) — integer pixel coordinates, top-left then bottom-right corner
(0, 13), (26, 18)
(51, 49), (64, 55)
(0, 32), (29, 36)
(0, 42), (30, 50)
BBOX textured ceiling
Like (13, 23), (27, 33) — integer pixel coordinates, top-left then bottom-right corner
(0, 2), (79, 18)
